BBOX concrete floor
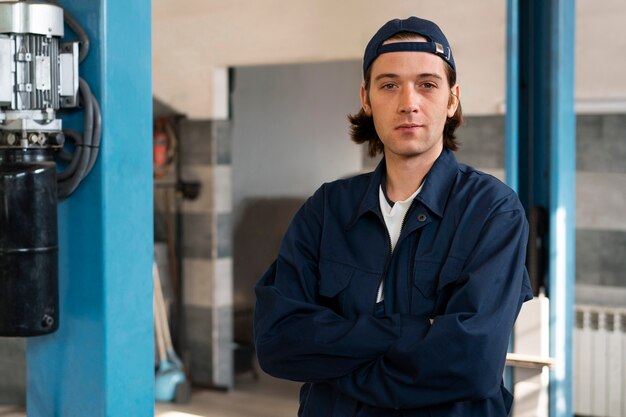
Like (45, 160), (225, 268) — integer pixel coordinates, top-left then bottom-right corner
(155, 372), (300, 417)
(0, 406), (25, 417)
(0, 372), (299, 417)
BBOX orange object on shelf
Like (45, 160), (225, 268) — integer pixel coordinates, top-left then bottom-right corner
(153, 118), (168, 178)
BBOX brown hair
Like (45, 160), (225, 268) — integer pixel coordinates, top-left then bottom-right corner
(349, 33), (463, 157)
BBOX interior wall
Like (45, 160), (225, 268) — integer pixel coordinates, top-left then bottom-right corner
(153, 0), (506, 118)
(153, 0), (626, 119)
(455, 114), (626, 291)
(231, 60), (363, 212)
(229, 61), (365, 377)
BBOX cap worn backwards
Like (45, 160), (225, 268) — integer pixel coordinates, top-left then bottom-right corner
(363, 16), (455, 77)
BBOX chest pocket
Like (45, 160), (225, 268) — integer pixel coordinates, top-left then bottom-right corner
(412, 257), (465, 318)
(411, 260), (441, 317)
(318, 259), (380, 318)
(432, 257), (464, 316)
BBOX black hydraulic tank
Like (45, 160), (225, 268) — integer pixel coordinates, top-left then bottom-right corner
(0, 148), (58, 336)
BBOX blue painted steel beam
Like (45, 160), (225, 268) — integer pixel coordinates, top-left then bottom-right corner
(505, 0), (519, 194)
(547, 1), (576, 416)
(519, 0), (550, 216)
(516, 1), (576, 416)
(504, 0), (519, 393)
(25, 1), (154, 416)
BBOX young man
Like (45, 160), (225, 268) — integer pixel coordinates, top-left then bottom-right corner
(254, 17), (532, 417)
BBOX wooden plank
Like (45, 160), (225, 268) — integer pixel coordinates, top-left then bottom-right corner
(506, 352), (554, 369)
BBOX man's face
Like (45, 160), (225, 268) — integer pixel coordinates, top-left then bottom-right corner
(361, 39), (460, 163)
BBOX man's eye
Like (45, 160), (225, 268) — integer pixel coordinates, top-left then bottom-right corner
(382, 83), (396, 90)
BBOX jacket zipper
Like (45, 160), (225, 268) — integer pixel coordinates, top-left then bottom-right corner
(375, 200), (416, 310)
(374, 232), (392, 309)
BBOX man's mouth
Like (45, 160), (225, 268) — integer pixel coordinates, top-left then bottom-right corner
(396, 123), (423, 130)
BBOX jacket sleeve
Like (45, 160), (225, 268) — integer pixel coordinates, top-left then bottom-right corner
(330, 205), (533, 408)
(254, 185), (430, 382)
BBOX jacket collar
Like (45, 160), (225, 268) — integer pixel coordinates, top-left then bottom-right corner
(350, 148), (459, 225)
(414, 148), (459, 217)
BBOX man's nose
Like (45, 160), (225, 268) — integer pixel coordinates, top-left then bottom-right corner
(398, 87), (419, 113)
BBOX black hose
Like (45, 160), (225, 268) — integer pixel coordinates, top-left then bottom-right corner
(62, 9), (90, 63)
(56, 78), (100, 200)
(47, 0), (90, 62)
(56, 129), (82, 181)
(77, 78), (94, 179)
(86, 92), (102, 173)
(48, 0), (102, 200)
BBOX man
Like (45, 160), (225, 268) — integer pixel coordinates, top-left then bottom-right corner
(254, 16), (532, 417)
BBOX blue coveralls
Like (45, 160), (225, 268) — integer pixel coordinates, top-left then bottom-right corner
(254, 149), (533, 416)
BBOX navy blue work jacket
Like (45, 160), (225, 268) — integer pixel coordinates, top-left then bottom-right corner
(254, 149), (533, 417)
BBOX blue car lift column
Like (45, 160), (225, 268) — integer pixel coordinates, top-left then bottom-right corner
(25, 1), (154, 416)
(507, 1), (576, 416)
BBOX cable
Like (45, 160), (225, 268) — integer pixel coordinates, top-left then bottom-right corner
(46, 0), (90, 62)
(49, 1), (102, 199)
(86, 92), (101, 173)
(57, 78), (101, 199)
(61, 8), (90, 63)
(56, 129), (82, 181)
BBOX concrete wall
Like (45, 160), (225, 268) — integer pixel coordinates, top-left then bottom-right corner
(153, 0), (506, 118)
(0, 339), (25, 405)
(153, 0), (626, 119)
(231, 60), (363, 212)
(456, 114), (626, 290)
(171, 119), (234, 388)
(574, 114), (626, 287)
(230, 60), (364, 321)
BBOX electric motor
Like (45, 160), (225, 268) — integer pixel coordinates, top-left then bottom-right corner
(0, 0), (79, 147)
(0, 0), (80, 336)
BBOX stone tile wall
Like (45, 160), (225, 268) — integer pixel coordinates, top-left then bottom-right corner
(0, 339), (25, 405)
(178, 119), (233, 389)
(456, 114), (626, 291)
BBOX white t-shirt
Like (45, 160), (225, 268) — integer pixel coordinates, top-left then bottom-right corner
(376, 183), (423, 303)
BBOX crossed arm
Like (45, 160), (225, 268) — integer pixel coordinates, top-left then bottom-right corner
(254, 190), (531, 409)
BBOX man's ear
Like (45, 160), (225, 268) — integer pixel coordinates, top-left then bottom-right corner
(360, 83), (372, 116)
(447, 84), (460, 118)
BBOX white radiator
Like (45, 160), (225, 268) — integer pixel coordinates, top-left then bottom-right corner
(574, 305), (626, 417)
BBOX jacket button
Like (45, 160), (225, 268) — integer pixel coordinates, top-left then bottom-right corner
(417, 214), (427, 222)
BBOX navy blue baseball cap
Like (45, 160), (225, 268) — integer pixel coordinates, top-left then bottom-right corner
(363, 16), (455, 77)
